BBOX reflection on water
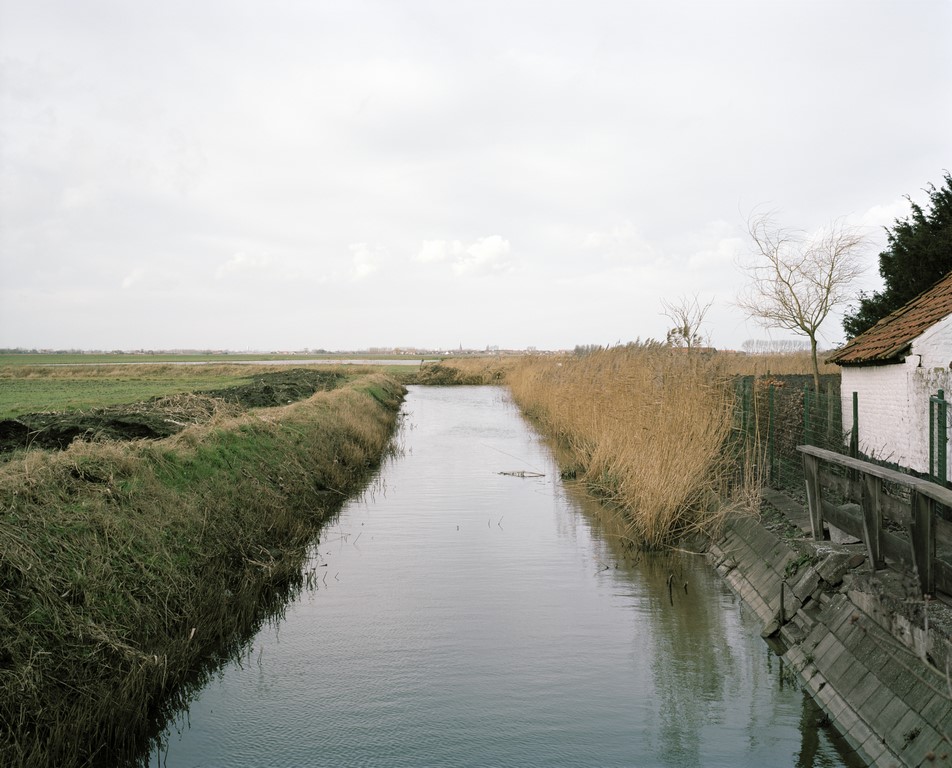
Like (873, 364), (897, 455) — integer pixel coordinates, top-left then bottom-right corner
(151, 386), (861, 768)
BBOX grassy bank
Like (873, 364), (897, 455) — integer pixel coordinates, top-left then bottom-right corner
(410, 356), (520, 385)
(0, 374), (405, 767)
(507, 345), (744, 549)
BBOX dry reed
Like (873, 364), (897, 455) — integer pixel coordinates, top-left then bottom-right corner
(715, 350), (838, 378)
(507, 345), (749, 549)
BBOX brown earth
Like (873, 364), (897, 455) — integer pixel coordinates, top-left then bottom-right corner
(0, 369), (347, 454)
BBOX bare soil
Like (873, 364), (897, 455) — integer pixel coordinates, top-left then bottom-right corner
(0, 369), (346, 454)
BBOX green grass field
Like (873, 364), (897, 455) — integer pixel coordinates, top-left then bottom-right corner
(0, 365), (259, 419)
(0, 352), (439, 419)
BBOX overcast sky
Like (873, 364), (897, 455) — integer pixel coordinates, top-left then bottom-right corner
(1, 1), (950, 352)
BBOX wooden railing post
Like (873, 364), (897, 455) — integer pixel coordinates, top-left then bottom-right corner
(861, 474), (884, 569)
(802, 452), (824, 540)
(798, 444), (951, 596)
(910, 488), (936, 597)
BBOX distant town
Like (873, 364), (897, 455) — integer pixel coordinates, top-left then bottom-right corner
(0, 346), (547, 357)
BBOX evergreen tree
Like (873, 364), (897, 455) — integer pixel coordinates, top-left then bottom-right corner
(843, 172), (952, 338)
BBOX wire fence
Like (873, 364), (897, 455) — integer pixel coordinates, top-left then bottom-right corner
(732, 374), (952, 600)
(733, 375), (951, 506)
(732, 374), (844, 500)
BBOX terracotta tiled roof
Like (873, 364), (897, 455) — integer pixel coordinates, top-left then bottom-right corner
(827, 270), (952, 366)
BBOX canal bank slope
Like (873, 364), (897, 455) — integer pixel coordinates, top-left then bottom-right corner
(711, 493), (952, 767)
(0, 374), (405, 768)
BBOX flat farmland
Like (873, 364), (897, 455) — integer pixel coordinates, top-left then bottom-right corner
(0, 352), (444, 420)
(0, 364), (268, 419)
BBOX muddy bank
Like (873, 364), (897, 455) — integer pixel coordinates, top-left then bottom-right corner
(0, 369), (346, 453)
(0, 374), (405, 767)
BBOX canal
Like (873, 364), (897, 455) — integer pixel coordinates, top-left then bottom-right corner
(151, 385), (861, 767)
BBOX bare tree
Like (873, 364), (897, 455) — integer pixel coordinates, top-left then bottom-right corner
(736, 211), (867, 391)
(661, 294), (713, 350)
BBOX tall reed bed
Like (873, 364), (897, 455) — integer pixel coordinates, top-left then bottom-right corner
(507, 346), (745, 549)
(0, 375), (404, 767)
(716, 350), (838, 378)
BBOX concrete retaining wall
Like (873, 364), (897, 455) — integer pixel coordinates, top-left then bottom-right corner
(709, 511), (952, 767)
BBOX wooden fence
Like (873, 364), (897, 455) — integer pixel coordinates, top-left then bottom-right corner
(798, 444), (952, 598)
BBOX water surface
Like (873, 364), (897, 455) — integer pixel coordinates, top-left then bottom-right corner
(152, 386), (859, 768)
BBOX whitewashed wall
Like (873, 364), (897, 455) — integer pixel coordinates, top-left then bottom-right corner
(840, 318), (952, 477)
(914, 312), (952, 370)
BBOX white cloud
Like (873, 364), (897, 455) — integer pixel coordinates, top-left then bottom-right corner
(121, 267), (145, 290)
(1, 1), (949, 351)
(215, 252), (272, 280)
(414, 236), (513, 277)
(415, 239), (462, 263)
(856, 197), (912, 231)
(581, 222), (658, 263)
(451, 236), (513, 277)
(62, 183), (102, 211)
(684, 221), (745, 274)
(348, 242), (385, 281)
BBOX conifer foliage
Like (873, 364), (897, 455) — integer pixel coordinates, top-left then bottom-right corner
(843, 172), (952, 339)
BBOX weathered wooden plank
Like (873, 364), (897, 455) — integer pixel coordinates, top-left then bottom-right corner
(797, 444), (952, 598)
(862, 474), (885, 569)
(938, 559), (952, 596)
(802, 453), (824, 540)
(820, 499), (863, 539)
(879, 529), (951, 595)
(879, 493), (912, 526)
(882, 529), (914, 571)
(798, 445), (952, 508)
(910, 489), (936, 597)
(818, 468), (853, 499)
(937, 516), (952, 549)
(818, 469), (910, 523)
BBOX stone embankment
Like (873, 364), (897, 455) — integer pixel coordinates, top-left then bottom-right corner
(710, 491), (952, 767)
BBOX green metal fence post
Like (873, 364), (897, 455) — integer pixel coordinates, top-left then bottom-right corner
(930, 389), (947, 485)
(941, 390), (948, 485)
(930, 392), (936, 483)
(850, 392), (858, 461)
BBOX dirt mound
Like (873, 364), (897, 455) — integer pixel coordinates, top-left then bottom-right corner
(199, 368), (345, 408)
(0, 369), (347, 454)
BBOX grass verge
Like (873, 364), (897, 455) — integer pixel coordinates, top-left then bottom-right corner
(408, 356), (519, 385)
(0, 374), (405, 767)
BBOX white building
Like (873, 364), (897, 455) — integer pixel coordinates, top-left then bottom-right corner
(827, 271), (952, 477)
